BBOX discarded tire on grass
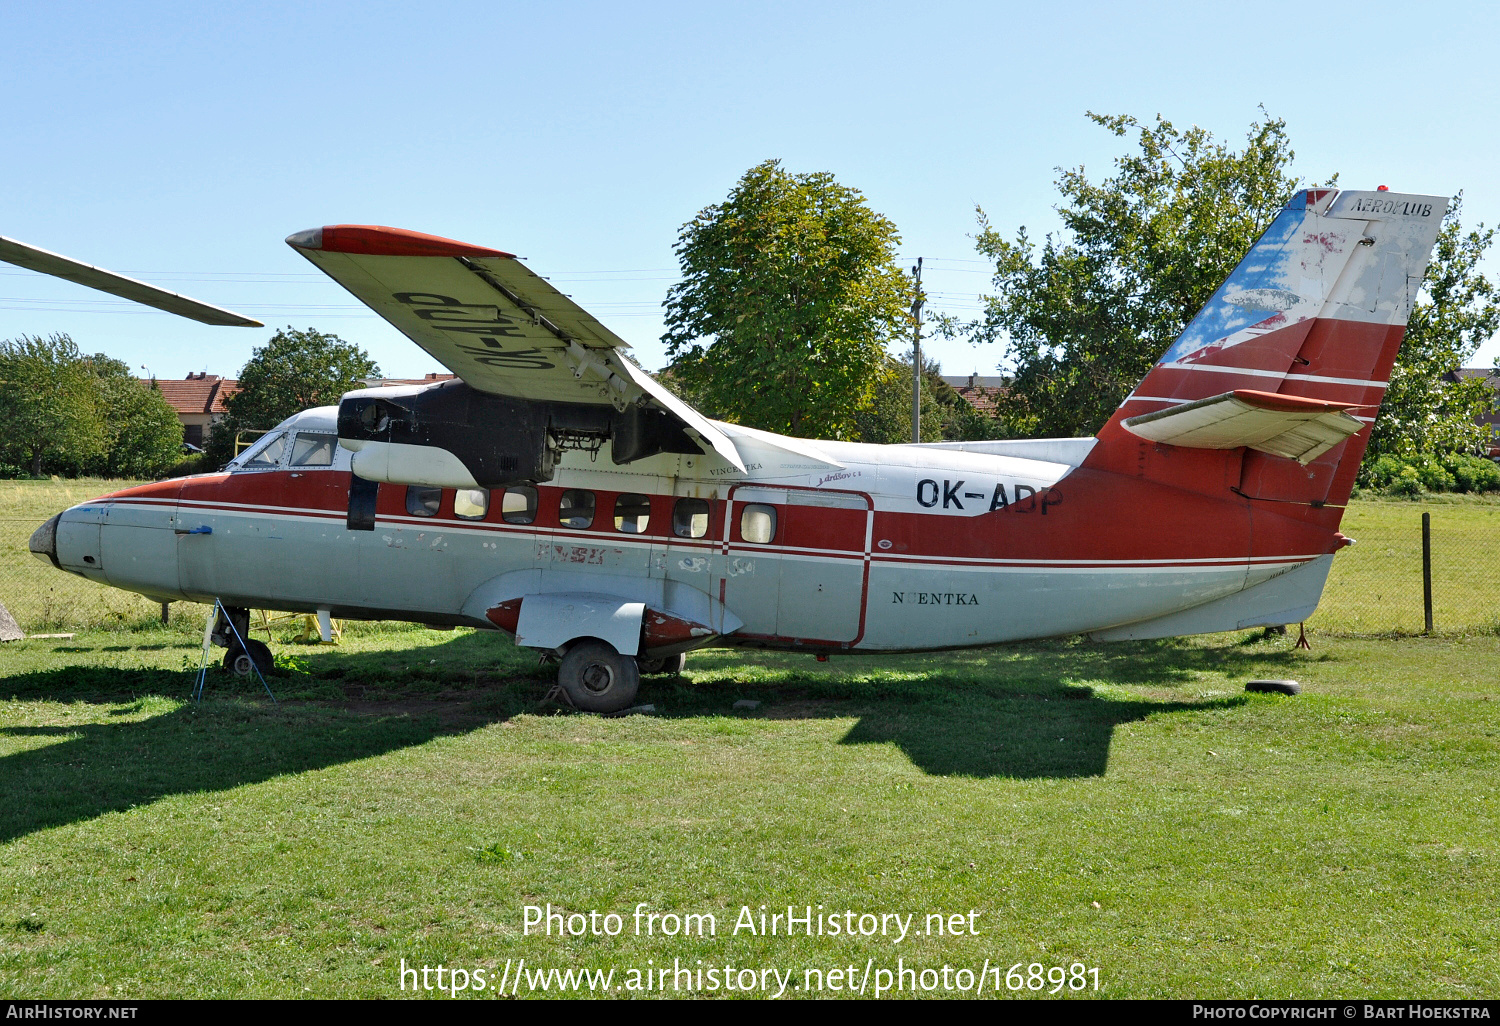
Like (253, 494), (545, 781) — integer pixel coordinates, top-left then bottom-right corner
(1245, 679), (1301, 696)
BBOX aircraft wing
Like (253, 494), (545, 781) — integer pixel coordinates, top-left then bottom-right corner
(286, 225), (744, 470)
(0, 234), (263, 327)
(1122, 389), (1365, 464)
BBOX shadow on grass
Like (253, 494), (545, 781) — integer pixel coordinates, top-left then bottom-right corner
(0, 631), (1308, 843)
(0, 631), (550, 845)
(660, 638), (1301, 777)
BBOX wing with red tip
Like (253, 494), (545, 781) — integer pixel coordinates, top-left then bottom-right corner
(286, 224), (743, 469)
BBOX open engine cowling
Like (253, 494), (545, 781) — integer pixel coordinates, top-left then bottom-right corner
(336, 379), (702, 489)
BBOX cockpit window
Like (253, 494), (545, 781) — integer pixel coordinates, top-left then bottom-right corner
(241, 432), (288, 468)
(289, 432), (337, 467)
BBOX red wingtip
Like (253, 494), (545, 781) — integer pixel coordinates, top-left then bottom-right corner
(286, 225), (514, 259)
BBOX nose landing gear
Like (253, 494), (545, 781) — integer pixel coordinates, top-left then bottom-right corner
(210, 605), (274, 678)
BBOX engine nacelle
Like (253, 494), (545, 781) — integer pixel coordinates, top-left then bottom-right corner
(336, 379), (701, 488)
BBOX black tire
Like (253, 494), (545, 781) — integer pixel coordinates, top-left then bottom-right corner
(558, 640), (640, 713)
(637, 653), (686, 676)
(1245, 679), (1301, 696)
(224, 639), (274, 678)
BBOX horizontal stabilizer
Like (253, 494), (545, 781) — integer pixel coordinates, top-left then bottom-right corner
(0, 235), (264, 327)
(1122, 389), (1364, 465)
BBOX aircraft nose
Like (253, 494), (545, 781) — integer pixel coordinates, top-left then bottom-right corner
(29, 514), (61, 569)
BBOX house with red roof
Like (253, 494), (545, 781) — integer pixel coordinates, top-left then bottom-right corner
(144, 373), (239, 448)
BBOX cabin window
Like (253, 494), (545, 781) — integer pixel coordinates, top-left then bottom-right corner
(454, 488), (488, 520)
(673, 498), (710, 539)
(405, 485), (441, 517)
(559, 489), (595, 529)
(289, 432), (337, 467)
(614, 493), (651, 534)
(740, 504), (776, 544)
(241, 432), (287, 468)
(501, 486), (538, 525)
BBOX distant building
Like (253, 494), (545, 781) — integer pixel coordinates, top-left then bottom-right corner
(941, 373), (1008, 418)
(360, 372), (458, 388)
(144, 372), (239, 448)
(1444, 367), (1500, 437)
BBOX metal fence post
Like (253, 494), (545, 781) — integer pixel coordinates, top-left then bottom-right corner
(1422, 512), (1433, 634)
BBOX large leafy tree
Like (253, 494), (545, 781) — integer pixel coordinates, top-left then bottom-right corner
(956, 111), (1312, 437)
(0, 337), (186, 479)
(85, 357), (184, 479)
(662, 160), (911, 438)
(205, 327), (380, 467)
(0, 334), (107, 476)
(1364, 196), (1498, 463)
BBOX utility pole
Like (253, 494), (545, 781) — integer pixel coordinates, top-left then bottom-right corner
(910, 257), (923, 444)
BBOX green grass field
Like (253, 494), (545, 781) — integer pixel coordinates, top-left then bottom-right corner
(0, 623), (1495, 999)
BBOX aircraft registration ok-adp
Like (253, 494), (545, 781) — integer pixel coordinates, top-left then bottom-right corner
(17, 188), (1448, 711)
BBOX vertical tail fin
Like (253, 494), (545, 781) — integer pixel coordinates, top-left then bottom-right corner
(1087, 188), (1448, 507)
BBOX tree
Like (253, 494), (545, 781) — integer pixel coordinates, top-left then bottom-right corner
(205, 327), (380, 467)
(0, 334), (106, 476)
(662, 160), (912, 439)
(850, 353), (1007, 444)
(850, 356), (946, 444)
(85, 357), (184, 479)
(956, 110), (1312, 437)
(1363, 195), (1499, 464)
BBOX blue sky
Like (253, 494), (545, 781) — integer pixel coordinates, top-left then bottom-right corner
(3, 0), (1496, 382)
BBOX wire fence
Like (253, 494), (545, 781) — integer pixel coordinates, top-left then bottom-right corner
(0, 479), (212, 634)
(1, 480), (1497, 638)
(1309, 500), (1500, 635)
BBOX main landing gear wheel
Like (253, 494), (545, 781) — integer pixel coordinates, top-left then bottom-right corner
(557, 640), (640, 713)
(224, 639), (273, 678)
(637, 653), (686, 676)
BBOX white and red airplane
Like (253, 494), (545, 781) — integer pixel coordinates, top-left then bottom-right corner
(18, 188), (1447, 710)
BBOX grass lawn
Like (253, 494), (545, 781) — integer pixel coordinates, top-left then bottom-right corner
(0, 623), (1495, 999)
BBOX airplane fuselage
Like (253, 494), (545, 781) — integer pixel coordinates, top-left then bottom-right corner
(37, 407), (1341, 654)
